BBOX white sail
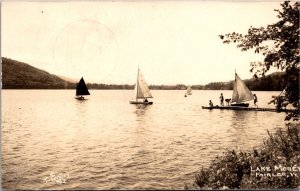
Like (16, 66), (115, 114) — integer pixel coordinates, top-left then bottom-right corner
(186, 86), (192, 95)
(134, 68), (153, 99)
(132, 82), (138, 100)
(232, 73), (254, 103)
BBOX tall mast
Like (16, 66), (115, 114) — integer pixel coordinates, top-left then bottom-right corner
(233, 69), (237, 103)
(235, 69), (237, 81)
(136, 66), (139, 101)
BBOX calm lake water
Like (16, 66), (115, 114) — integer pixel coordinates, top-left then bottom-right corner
(2, 90), (286, 189)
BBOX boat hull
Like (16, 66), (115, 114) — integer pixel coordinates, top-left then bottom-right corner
(230, 103), (249, 107)
(202, 106), (249, 110)
(129, 101), (153, 105)
(75, 96), (86, 100)
(201, 105), (293, 112)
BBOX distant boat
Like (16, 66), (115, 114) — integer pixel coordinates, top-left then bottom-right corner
(129, 68), (153, 105)
(186, 85), (192, 95)
(230, 72), (254, 107)
(75, 77), (90, 100)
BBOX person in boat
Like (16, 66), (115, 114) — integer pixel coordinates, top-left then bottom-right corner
(219, 93), (224, 106)
(144, 98), (148, 103)
(209, 100), (214, 107)
(253, 94), (258, 107)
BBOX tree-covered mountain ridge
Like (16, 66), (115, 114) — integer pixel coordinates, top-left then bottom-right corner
(2, 57), (285, 90)
(2, 57), (75, 89)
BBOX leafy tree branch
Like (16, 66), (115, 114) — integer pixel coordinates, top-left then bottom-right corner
(219, 1), (299, 120)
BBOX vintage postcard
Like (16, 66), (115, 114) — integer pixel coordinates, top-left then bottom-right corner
(1, 0), (299, 190)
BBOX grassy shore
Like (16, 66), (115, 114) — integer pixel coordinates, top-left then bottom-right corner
(189, 123), (300, 189)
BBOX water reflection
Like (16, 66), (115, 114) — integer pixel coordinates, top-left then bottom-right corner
(75, 99), (88, 118)
(133, 105), (151, 117)
(2, 90), (284, 190)
(126, 104), (155, 189)
(74, 99), (88, 137)
(231, 110), (248, 129)
(230, 111), (256, 150)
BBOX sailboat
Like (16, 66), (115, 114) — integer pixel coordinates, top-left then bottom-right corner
(202, 71), (254, 109)
(186, 85), (192, 95)
(230, 72), (254, 107)
(75, 77), (90, 100)
(129, 68), (153, 105)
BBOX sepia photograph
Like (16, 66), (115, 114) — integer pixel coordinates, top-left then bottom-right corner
(1, 0), (299, 190)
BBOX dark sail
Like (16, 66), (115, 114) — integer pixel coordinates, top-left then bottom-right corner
(76, 77), (90, 96)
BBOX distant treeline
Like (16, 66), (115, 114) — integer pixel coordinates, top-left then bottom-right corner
(151, 72), (285, 91)
(87, 84), (196, 90)
(202, 72), (285, 91)
(87, 83), (133, 90)
(2, 57), (285, 91)
(87, 72), (285, 90)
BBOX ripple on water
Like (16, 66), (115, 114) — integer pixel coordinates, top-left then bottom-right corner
(2, 90), (286, 189)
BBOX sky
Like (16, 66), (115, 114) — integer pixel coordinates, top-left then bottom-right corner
(2, 0), (284, 85)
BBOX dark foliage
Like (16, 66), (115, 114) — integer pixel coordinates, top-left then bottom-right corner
(193, 123), (300, 189)
(2, 57), (76, 89)
(204, 72), (285, 90)
(219, 1), (299, 120)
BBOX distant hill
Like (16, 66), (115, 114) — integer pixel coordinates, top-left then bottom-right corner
(244, 72), (285, 91)
(1, 57), (285, 90)
(58, 75), (77, 83)
(202, 72), (285, 91)
(2, 57), (75, 89)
